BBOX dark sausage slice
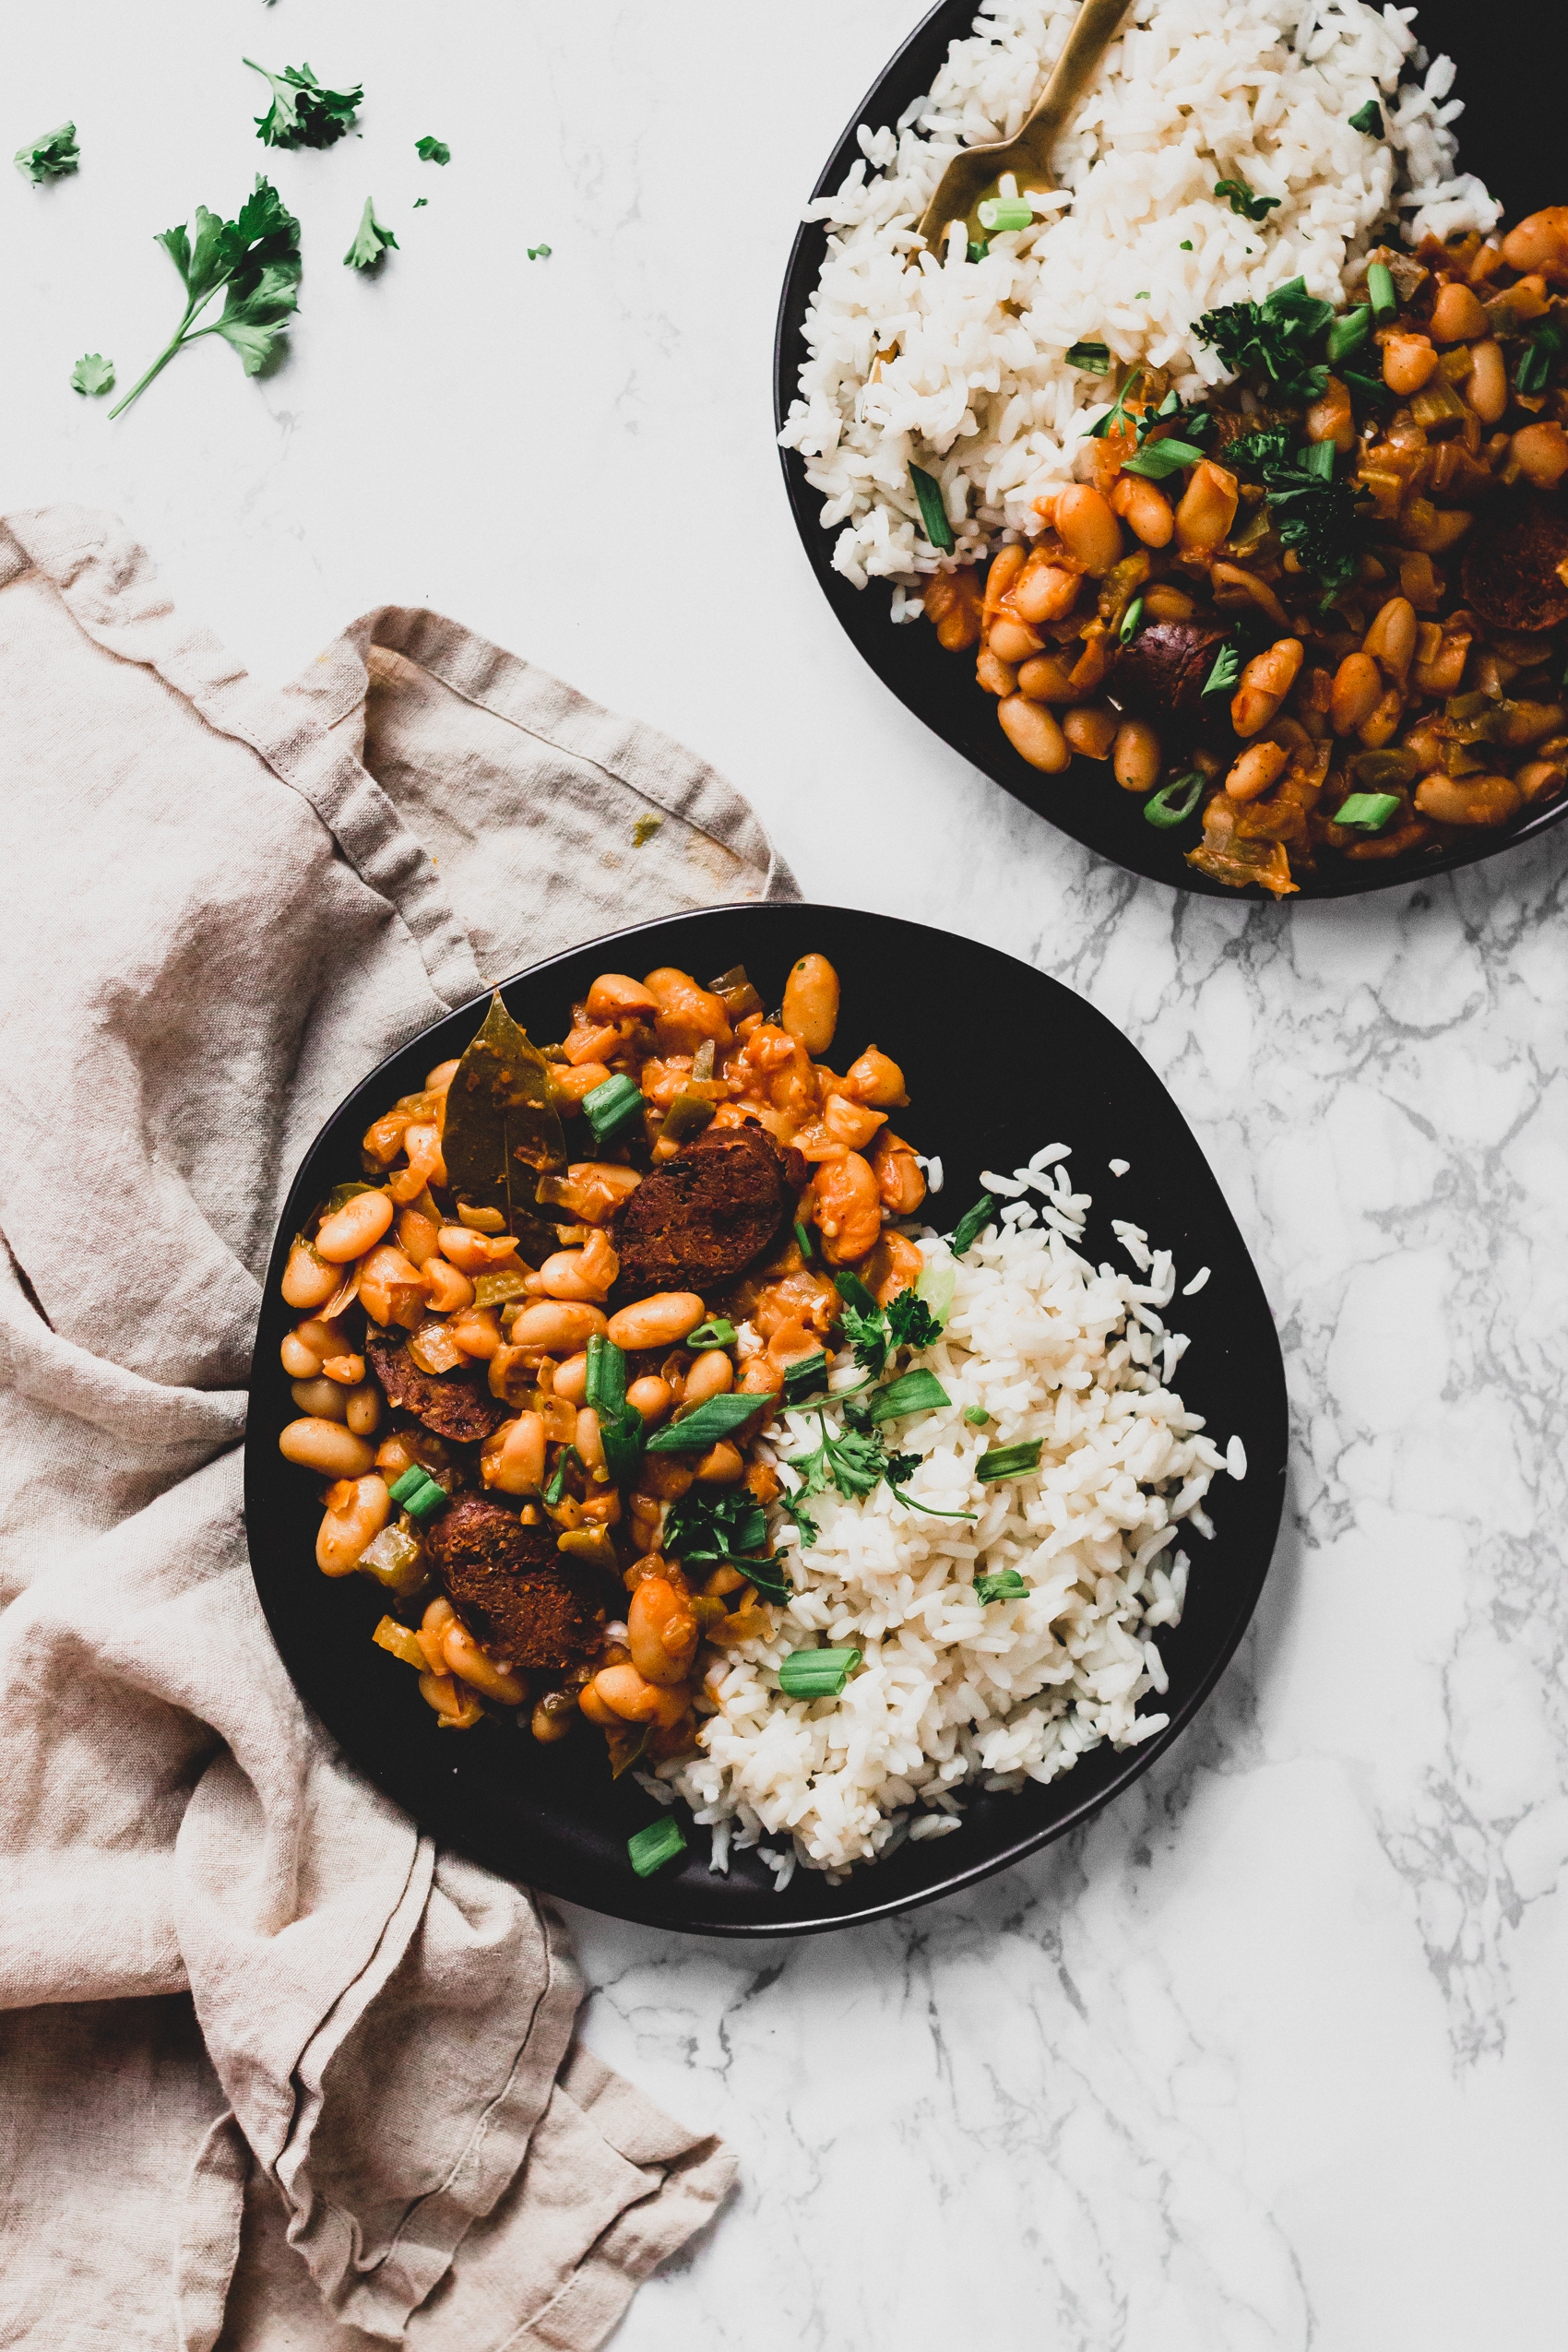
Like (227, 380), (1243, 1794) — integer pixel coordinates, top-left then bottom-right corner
(364, 1330), (505, 1444)
(1111, 621), (1231, 719)
(612, 1122), (798, 1296)
(1462, 492), (1568, 632)
(428, 1496), (603, 1669)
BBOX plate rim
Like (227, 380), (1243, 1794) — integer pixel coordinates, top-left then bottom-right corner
(245, 899), (1289, 1936)
(769, 0), (1568, 902)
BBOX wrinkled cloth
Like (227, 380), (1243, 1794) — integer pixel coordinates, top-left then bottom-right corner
(0, 505), (791, 2350)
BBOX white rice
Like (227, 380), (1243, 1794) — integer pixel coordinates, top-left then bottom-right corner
(658, 1152), (1234, 1879)
(778, 0), (1498, 602)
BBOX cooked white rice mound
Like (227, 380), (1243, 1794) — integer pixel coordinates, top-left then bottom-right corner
(656, 1153), (1235, 1882)
(778, 0), (1498, 603)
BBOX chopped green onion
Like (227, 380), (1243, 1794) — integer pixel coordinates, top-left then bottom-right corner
(585, 1333), (626, 1418)
(683, 1317), (737, 1351)
(909, 463), (956, 554)
(967, 240), (989, 264)
(600, 1408), (644, 1486)
(977, 196), (1033, 234)
(742, 1556), (791, 1605)
(1299, 438), (1336, 481)
(949, 1194), (996, 1255)
(915, 1259), (956, 1330)
(976, 1439), (1044, 1482)
(975, 1569), (1028, 1603)
(964, 1405), (991, 1427)
(1325, 304), (1372, 363)
(1121, 437), (1206, 480)
(401, 1473), (449, 1523)
(1366, 261), (1396, 320)
(1333, 790), (1401, 833)
(1066, 340), (1111, 374)
(833, 1269), (879, 1315)
(646, 1393), (760, 1453)
(1341, 366), (1388, 409)
(781, 1351), (829, 1408)
(1180, 239), (1194, 252)
(582, 1072), (643, 1146)
(778, 1646), (861, 1700)
(868, 1368), (951, 1423)
(387, 1466), (432, 1507)
(1348, 100), (1383, 136)
(1118, 595), (1146, 644)
(627, 1817), (687, 1877)
(544, 1444), (582, 1505)
(1201, 640), (1241, 698)
(1143, 771), (1206, 829)
(1214, 177), (1279, 223)
(1516, 341), (1551, 396)
(793, 1219), (815, 1262)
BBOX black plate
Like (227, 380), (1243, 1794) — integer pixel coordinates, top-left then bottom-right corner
(773, 0), (1568, 899)
(246, 904), (1287, 1934)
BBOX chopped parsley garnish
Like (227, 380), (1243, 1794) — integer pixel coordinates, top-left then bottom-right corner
(975, 1569), (1029, 1603)
(779, 1406), (974, 1544)
(835, 1272), (942, 1376)
(1348, 100), (1384, 137)
(1066, 340), (1111, 374)
(1087, 366), (1144, 440)
(344, 197), (398, 271)
(416, 135), (451, 164)
(70, 352), (114, 397)
(528, 244), (552, 261)
(15, 123), (78, 184)
(413, 197), (428, 209)
(662, 1487), (784, 1598)
(1225, 426), (1366, 600)
(1180, 239), (1194, 252)
(1214, 177), (1279, 223)
(108, 177), (302, 420)
(909, 462), (956, 554)
(1194, 275), (1332, 401)
(244, 59), (362, 149)
(1201, 640), (1241, 697)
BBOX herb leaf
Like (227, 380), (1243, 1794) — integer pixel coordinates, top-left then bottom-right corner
(416, 135), (451, 164)
(70, 352), (114, 397)
(1194, 276), (1332, 402)
(109, 177), (302, 420)
(1214, 177), (1280, 223)
(910, 463), (956, 554)
(949, 1194), (996, 1254)
(1066, 340), (1111, 374)
(15, 123), (78, 184)
(1201, 638), (1241, 698)
(245, 58), (362, 150)
(439, 989), (566, 1239)
(1226, 429), (1366, 599)
(645, 1392), (761, 1454)
(885, 1289), (941, 1354)
(344, 196), (398, 271)
(1348, 100), (1383, 136)
(1121, 436), (1206, 481)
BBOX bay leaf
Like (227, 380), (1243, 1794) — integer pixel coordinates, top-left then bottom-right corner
(440, 992), (567, 1231)
(605, 1720), (650, 1780)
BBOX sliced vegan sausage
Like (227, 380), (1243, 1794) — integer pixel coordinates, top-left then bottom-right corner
(363, 1330), (505, 1444)
(428, 1496), (603, 1669)
(612, 1122), (801, 1296)
(1461, 491), (1568, 632)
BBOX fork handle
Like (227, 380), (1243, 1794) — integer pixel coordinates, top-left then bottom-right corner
(1016, 0), (1134, 179)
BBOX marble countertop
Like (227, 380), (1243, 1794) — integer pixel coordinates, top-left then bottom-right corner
(9, 3), (1566, 2343)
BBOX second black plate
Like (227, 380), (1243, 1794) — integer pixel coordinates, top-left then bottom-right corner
(772, 0), (1568, 898)
(245, 903), (1287, 1934)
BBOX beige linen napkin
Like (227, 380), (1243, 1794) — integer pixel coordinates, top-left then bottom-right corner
(0, 505), (793, 2350)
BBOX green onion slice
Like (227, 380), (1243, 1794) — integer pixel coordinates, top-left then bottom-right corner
(627, 1817), (687, 1877)
(977, 196), (1033, 234)
(1143, 771), (1206, 829)
(585, 1333), (626, 1417)
(742, 1557), (791, 1605)
(1066, 340), (1111, 374)
(868, 1368), (951, 1423)
(1348, 100), (1383, 136)
(387, 1466), (431, 1507)
(949, 1194), (996, 1255)
(1333, 790), (1401, 832)
(401, 1474), (448, 1524)
(582, 1072), (643, 1146)
(683, 1317), (737, 1350)
(975, 1569), (1029, 1603)
(1325, 304), (1372, 363)
(544, 1444), (582, 1504)
(1121, 437), (1206, 481)
(778, 1646), (861, 1700)
(967, 240), (989, 264)
(976, 1439), (1044, 1482)
(1299, 439), (1335, 481)
(645, 1392), (760, 1453)
(964, 1406), (991, 1427)
(909, 463), (956, 554)
(1366, 261), (1396, 320)
(1201, 640), (1241, 698)
(1118, 595), (1146, 644)
(833, 1269), (879, 1316)
(781, 1350), (829, 1408)
(793, 1218), (814, 1262)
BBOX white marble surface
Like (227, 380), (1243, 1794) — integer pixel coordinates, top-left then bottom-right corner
(9, 4), (1568, 2344)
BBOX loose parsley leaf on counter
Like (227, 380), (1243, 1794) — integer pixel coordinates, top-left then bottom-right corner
(415, 135), (451, 164)
(70, 352), (114, 397)
(344, 197), (398, 271)
(15, 122), (78, 184)
(1194, 275), (1332, 402)
(109, 177), (302, 420)
(245, 59), (362, 149)
(1214, 176), (1279, 223)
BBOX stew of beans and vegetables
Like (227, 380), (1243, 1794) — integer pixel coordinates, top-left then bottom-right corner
(275, 953), (932, 1781)
(923, 206), (1568, 895)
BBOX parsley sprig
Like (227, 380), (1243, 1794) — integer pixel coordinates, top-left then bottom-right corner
(1225, 425), (1366, 600)
(109, 178), (301, 419)
(244, 59), (362, 149)
(662, 1488), (790, 1601)
(1194, 275), (1334, 403)
(835, 1269), (942, 1377)
(344, 197), (398, 271)
(15, 123), (79, 185)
